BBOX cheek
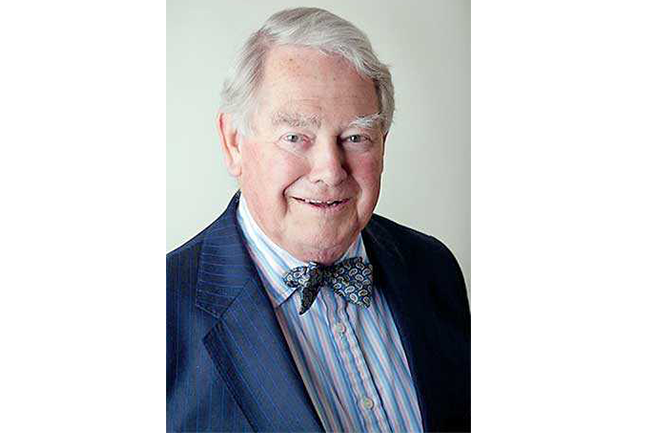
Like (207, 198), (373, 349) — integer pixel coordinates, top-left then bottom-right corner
(352, 154), (384, 192)
(242, 143), (307, 195)
(276, 156), (307, 185)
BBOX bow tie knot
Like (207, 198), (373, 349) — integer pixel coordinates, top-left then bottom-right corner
(283, 257), (374, 314)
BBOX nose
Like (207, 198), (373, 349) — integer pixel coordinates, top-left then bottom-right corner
(307, 138), (348, 187)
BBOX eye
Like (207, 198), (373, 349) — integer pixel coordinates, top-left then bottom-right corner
(343, 134), (370, 144)
(282, 133), (305, 144)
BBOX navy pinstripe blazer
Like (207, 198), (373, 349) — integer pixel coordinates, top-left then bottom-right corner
(167, 193), (470, 432)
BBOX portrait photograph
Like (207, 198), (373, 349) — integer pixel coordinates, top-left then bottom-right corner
(167, 1), (470, 431)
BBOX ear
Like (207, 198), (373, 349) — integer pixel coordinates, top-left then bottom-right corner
(217, 112), (243, 177)
(381, 130), (389, 158)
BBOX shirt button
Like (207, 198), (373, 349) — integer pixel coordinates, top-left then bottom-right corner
(360, 397), (374, 410)
(333, 323), (346, 335)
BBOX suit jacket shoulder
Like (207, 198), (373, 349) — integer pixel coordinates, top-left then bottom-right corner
(167, 222), (210, 295)
(365, 213), (470, 331)
(368, 212), (465, 264)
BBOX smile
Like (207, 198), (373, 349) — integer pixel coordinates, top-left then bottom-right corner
(293, 197), (350, 209)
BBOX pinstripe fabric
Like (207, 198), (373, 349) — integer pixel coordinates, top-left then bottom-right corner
(237, 196), (424, 432)
(167, 229), (255, 432)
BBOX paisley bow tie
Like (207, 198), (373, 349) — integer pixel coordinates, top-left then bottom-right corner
(283, 257), (374, 314)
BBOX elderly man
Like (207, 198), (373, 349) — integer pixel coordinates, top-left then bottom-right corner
(167, 7), (470, 433)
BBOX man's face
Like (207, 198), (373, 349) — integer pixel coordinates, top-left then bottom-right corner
(235, 45), (385, 264)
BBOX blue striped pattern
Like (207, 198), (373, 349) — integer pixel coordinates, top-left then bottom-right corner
(237, 196), (424, 432)
(167, 224), (256, 432)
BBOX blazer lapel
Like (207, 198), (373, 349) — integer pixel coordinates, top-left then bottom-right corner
(363, 218), (447, 432)
(195, 193), (323, 432)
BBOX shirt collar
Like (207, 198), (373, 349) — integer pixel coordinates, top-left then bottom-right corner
(237, 193), (369, 307)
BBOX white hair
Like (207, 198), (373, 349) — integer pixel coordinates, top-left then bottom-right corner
(219, 7), (395, 136)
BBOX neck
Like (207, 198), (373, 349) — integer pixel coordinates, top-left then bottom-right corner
(287, 243), (352, 266)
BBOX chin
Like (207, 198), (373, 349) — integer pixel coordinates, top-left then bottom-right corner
(298, 229), (357, 262)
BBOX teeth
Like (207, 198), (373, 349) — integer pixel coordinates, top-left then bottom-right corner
(298, 198), (342, 205)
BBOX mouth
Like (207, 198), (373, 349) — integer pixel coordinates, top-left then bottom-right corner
(292, 196), (350, 209)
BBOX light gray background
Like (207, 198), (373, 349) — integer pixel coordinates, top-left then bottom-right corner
(167, 0), (470, 290)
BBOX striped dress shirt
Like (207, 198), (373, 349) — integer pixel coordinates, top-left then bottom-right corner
(237, 196), (423, 432)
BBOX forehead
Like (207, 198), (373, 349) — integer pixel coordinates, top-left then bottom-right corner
(256, 45), (379, 122)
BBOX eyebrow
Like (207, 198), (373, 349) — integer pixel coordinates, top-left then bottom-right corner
(270, 111), (322, 129)
(348, 112), (384, 130)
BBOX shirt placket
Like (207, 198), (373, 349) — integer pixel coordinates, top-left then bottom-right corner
(324, 291), (392, 432)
